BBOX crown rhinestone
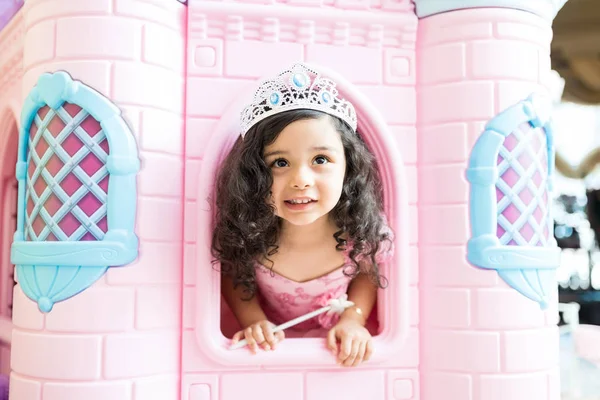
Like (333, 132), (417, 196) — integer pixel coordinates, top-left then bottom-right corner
(292, 72), (309, 89)
(269, 92), (280, 105)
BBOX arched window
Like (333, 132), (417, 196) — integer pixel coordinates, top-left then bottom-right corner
(11, 71), (140, 313)
(194, 64), (410, 366)
(467, 93), (560, 308)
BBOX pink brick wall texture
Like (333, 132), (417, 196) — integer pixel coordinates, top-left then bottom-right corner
(0, 8), (24, 378)
(418, 8), (559, 400)
(0, 1), (564, 400)
(182, 1), (420, 399)
(6, 1), (186, 399)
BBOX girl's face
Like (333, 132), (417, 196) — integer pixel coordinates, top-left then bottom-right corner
(263, 117), (346, 226)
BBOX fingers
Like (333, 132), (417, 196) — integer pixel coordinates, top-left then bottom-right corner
(273, 330), (285, 349)
(233, 321), (285, 353)
(338, 335), (353, 365)
(234, 322), (374, 364)
(327, 329), (338, 355)
(351, 342), (366, 367)
(275, 330), (285, 342)
(262, 322), (281, 350)
(252, 324), (268, 350)
(342, 339), (361, 367)
(336, 335), (371, 367)
(244, 327), (259, 354)
(231, 331), (243, 345)
(364, 340), (373, 362)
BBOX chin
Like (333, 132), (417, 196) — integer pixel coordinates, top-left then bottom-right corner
(281, 214), (321, 226)
(274, 201), (337, 226)
(276, 208), (329, 225)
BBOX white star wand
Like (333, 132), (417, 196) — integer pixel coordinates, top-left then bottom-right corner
(229, 294), (354, 350)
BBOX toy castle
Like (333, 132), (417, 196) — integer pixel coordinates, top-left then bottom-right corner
(0, 0), (567, 399)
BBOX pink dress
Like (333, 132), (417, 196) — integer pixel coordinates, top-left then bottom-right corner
(254, 239), (393, 338)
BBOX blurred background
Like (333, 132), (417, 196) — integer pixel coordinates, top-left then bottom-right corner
(552, 0), (600, 306)
(548, 1), (600, 398)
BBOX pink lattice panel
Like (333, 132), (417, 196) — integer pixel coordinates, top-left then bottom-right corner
(25, 103), (110, 243)
(496, 122), (550, 247)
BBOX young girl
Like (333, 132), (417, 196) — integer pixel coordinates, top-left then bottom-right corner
(211, 63), (393, 368)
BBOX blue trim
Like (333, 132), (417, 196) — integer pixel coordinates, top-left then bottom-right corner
(466, 93), (560, 309)
(414, 0), (568, 22)
(11, 71), (140, 313)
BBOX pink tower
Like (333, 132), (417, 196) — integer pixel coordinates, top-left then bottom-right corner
(0, 0), (567, 399)
(417, 1), (566, 399)
(1, 1), (186, 399)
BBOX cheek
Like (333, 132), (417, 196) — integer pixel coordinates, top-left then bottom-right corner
(269, 177), (284, 199)
(334, 175), (345, 196)
(323, 169), (345, 199)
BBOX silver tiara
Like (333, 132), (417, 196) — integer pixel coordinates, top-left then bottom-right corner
(240, 63), (357, 137)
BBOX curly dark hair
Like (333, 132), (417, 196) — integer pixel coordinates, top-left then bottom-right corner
(211, 109), (392, 299)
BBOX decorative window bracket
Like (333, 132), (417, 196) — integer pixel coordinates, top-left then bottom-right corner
(467, 93), (560, 309)
(11, 71), (139, 313)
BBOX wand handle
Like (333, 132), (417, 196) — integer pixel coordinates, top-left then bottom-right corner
(229, 299), (354, 350)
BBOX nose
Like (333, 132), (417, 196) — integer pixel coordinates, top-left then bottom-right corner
(290, 165), (314, 189)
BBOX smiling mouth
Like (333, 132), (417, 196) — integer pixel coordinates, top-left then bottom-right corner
(284, 199), (317, 204)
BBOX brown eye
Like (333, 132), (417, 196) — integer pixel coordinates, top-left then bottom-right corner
(272, 159), (289, 168)
(313, 156), (329, 165)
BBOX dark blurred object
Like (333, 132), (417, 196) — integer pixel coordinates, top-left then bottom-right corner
(587, 189), (600, 248)
(560, 291), (600, 326)
(552, 0), (600, 104)
(555, 223), (581, 249)
(579, 303), (600, 325)
(559, 194), (583, 214)
(554, 194), (583, 249)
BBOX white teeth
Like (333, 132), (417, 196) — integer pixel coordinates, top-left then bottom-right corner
(289, 199), (312, 204)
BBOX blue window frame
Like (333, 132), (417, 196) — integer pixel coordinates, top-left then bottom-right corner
(11, 71), (139, 313)
(466, 93), (560, 308)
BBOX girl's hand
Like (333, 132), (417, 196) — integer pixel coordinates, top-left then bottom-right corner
(231, 320), (285, 354)
(327, 318), (373, 367)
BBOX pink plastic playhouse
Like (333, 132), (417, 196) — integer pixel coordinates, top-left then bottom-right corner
(0, 0), (568, 399)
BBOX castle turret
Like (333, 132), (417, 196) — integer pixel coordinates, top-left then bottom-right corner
(9, 1), (186, 399)
(416, 1), (566, 399)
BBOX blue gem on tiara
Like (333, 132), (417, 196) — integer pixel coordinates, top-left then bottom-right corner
(269, 92), (280, 106)
(321, 91), (331, 104)
(292, 72), (309, 89)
